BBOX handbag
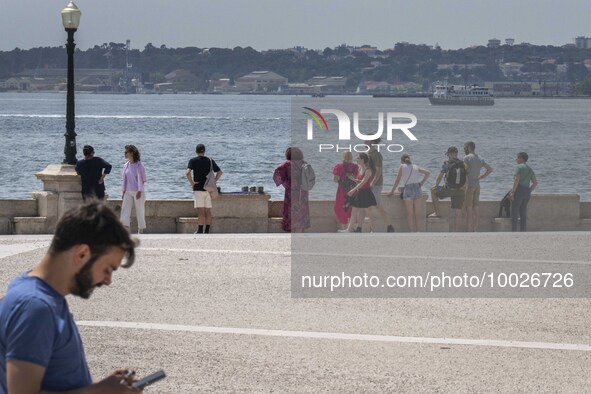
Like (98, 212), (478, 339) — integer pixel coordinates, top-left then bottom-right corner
(203, 158), (219, 199)
(341, 163), (358, 191)
(399, 165), (414, 200)
(341, 175), (357, 191)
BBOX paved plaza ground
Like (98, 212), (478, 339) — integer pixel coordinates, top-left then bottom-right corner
(0, 232), (590, 393)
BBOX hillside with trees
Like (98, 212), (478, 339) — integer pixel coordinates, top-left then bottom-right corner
(1, 42), (591, 93)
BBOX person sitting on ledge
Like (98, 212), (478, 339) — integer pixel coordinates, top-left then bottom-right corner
(429, 146), (467, 232)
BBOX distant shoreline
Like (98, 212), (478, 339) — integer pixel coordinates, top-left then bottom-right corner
(1, 91), (591, 99)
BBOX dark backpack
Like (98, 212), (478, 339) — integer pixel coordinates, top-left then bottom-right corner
(498, 191), (511, 218)
(445, 159), (467, 189)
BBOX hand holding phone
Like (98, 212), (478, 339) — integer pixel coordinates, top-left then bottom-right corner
(120, 370), (136, 386)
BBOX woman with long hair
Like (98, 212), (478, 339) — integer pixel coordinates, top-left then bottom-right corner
(120, 144), (147, 233)
(273, 147), (310, 232)
(388, 154), (430, 232)
(332, 151), (359, 231)
(346, 153), (376, 233)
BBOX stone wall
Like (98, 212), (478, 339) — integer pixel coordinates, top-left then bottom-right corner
(2, 164), (589, 234)
(580, 202), (591, 231)
(2, 193), (590, 234)
(0, 199), (37, 234)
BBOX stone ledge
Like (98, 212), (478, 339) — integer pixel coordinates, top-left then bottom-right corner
(35, 164), (80, 193)
(176, 217), (271, 234)
(579, 218), (591, 231)
(0, 199), (38, 217)
(426, 217), (449, 232)
(492, 217), (512, 232)
(1, 192), (589, 234)
(268, 217), (284, 233)
(13, 217), (48, 235)
(177, 217), (198, 223)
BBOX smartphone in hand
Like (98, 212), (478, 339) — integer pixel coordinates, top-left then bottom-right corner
(131, 370), (166, 389)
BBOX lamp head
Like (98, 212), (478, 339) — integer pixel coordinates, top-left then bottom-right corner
(61, 1), (81, 30)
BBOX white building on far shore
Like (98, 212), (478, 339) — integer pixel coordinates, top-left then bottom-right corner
(235, 71), (288, 92)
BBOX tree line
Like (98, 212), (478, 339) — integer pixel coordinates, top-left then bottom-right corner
(1, 42), (591, 93)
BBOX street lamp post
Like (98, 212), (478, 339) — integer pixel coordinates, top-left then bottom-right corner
(61, 1), (81, 164)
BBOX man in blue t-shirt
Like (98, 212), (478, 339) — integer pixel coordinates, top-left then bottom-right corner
(0, 202), (141, 393)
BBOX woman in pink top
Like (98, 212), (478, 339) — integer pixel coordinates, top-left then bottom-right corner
(120, 144), (147, 233)
(332, 151), (358, 231)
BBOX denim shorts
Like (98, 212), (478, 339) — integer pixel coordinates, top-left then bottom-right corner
(403, 183), (422, 200)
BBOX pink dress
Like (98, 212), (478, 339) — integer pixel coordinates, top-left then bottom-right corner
(273, 160), (310, 232)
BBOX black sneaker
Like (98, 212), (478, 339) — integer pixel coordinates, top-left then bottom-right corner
(354, 227), (362, 233)
(387, 225), (395, 233)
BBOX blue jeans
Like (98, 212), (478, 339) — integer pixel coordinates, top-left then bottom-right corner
(511, 185), (531, 232)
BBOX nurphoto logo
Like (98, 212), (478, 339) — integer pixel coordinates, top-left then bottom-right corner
(303, 107), (418, 153)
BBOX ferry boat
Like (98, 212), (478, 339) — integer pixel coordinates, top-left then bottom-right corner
(429, 83), (494, 106)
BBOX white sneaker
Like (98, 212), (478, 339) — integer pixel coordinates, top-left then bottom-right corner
(138, 228), (144, 234)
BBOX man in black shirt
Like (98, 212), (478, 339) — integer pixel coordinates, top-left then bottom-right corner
(185, 144), (222, 233)
(75, 145), (112, 200)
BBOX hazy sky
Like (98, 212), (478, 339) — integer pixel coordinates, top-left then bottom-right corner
(1, 0), (589, 51)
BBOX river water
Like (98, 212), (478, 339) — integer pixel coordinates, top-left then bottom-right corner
(0, 93), (589, 201)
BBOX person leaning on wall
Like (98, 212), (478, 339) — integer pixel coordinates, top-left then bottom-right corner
(509, 151), (538, 232)
(75, 145), (112, 201)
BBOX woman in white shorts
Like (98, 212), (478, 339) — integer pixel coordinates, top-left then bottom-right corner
(388, 154), (430, 232)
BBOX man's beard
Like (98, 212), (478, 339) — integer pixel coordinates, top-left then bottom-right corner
(70, 257), (102, 299)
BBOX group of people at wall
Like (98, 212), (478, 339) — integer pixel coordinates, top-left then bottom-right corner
(76, 140), (537, 234)
(76, 143), (222, 235)
(426, 142), (537, 232)
(274, 140), (538, 233)
(273, 139), (396, 233)
(0, 142), (539, 392)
